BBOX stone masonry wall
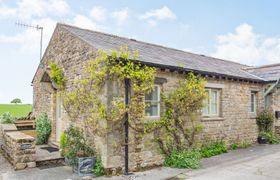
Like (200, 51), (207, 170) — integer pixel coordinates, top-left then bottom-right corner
(272, 88), (280, 136)
(105, 70), (264, 172)
(0, 124), (36, 170)
(32, 25), (108, 165)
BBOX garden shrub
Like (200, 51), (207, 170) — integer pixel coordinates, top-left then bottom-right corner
(200, 142), (227, 158)
(230, 143), (238, 150)
(259, 131), (279, 144)
(256, 110), (274, 132)
(93, 159), (105, 177)
(0, 112), (14, 124)
(36, 113), (51, 145)
(60, 132), (67, 156)
(256, 110), (279, 144)
(60, 125), (95, 166)
(164, 149), (201, 169)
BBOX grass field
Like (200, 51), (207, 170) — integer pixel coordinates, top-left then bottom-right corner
(0, 104), (32, 117)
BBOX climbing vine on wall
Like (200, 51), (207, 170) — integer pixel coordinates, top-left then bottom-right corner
(49, 46), (207, 164)
(50, 47), (157, 150)
(49, 62), (66, 89)
(156, 73), (207, 156)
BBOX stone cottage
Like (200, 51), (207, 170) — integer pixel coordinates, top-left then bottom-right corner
(32, 23), (280, 172)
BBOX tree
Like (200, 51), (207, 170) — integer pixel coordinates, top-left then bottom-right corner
(11, 98), (22, 104)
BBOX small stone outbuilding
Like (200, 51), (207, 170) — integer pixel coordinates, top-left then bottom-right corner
(32, 23), (280, 172)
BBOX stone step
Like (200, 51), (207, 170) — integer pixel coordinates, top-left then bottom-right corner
(49, 141), (59, 149)
(36, 157), (65, 167)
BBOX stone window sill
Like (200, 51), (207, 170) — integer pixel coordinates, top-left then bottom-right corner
(201, 117), (225, 121)
(249, 113), (257, 119)
(145, 116), (160, 121)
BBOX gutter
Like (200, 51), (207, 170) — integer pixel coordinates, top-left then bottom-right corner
(135, 60), (265, 83)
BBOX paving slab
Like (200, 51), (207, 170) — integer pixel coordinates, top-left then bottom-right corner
(175, 144), (280, 180)
(1, 144), (280, 180)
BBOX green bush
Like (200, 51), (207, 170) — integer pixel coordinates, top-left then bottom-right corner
(164, 150), (201, 169)
(256, 110), (274, 132)
(93, 159), (105, 177)
(60, 125), (95, 166)
(199, 142), (227, 158)
(230, 143), (238, 150)
(60, 132), (67, 156)
(259, 132), (279, 144)
(36, 113), (51, 145)
(0, 112), (14, 124)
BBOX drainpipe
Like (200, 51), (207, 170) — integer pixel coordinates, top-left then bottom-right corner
(124, 78), (130, 175)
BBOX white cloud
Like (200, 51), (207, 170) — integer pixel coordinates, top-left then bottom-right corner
(147, 20), (157, 27)
(112, 8), (129, 25)
(0, 6), (17, 17)
(0, 18), (57, 54)
(211, 23), (280, 66)
(90, 6), (106, 22)
(0, 0), (69, 20)
(140, 6), (176, 20)
(73, 15), (97, 30)
(48, 0), (69, 15)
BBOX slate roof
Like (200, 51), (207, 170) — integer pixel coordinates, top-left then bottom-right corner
(244, 64), (280, 81)
(57, 23), (280, 82)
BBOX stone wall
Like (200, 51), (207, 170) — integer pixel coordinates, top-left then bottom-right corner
(0, 124), (36, 170)
(0, 124), (17, 145)
(104, 70), (264, 172)
(272, 88), (280, 135)
(32, 25), (107, 163)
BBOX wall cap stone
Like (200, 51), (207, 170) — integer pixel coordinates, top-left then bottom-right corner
(5, 131), (35, 142)
(0, 123), (17, 132)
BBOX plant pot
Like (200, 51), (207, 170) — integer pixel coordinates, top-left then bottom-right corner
(72, 156), (96, 177)
(257, 136), (269, 144)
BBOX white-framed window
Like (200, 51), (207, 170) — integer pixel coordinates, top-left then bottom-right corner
(250, 91), (257, 114)
(145, 85), (160, 117)
(202, 89), (220, 117)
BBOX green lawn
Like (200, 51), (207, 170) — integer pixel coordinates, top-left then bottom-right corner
(0, 104), (32, 117)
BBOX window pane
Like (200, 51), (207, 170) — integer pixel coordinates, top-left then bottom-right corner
(145, 86), (159, 101)
(145, 102), (159, 116)
(210, 91), (217, 114)
(251, 93), (255, 112)
(202, 106), (209, 115)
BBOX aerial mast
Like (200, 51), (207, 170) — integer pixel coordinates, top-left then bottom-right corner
(15, 22), (44, 63)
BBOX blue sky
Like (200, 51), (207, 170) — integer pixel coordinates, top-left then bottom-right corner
(0, 0), (280, 104)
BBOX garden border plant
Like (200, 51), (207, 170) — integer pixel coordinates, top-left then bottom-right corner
(256, 110), (279, 144)
(35, 112), (52, 145)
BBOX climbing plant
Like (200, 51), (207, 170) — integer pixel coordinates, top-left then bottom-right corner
(49, 46), (207, 169)
(49, 62), (66, 89)
(156, 73), (207, 156)
(51, 47), (157, 152)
